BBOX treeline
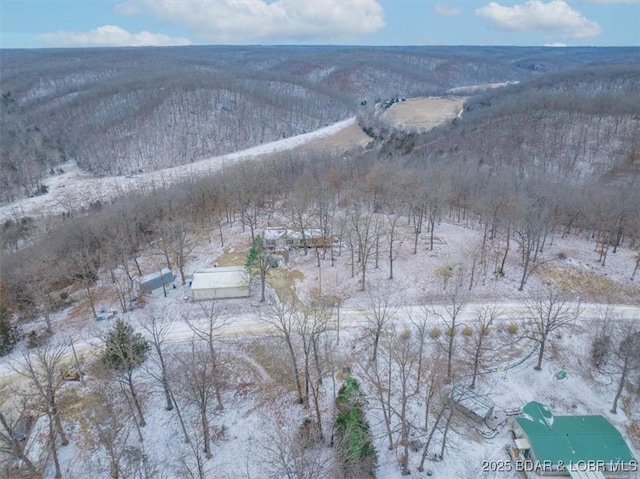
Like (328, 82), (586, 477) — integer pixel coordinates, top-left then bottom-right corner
(2, 123), (639, 323)
(3, 46), (639, 202)
(0, 92), (64, 202)
(402, 64), (640, 184)
(464, 64), (640, 117)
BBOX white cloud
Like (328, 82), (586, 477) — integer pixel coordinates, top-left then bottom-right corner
(38, 25), (192, 47)
(476, 0), (602, 39)
(115, 0), (385, 43)
(545, 42), (567, 46)
(434, 4), (462, 16)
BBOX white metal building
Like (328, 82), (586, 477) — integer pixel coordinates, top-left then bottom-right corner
(190, 267), (250, 300)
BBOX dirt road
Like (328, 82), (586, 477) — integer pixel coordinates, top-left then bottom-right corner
(2, 301), (637, 381)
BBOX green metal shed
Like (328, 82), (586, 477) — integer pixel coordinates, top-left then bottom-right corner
(512, 401), (637, 477)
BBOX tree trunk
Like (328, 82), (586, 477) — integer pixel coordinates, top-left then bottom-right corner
(171, 389), (191, 443)
(49, 415), (62, 479)
(429, 217), (436, 251)
(439, 407), (454, 459)
(85, 282), (97, 318)
(518, 250), (530, 291)
(418, 405), (446, 472)
(128, 377), (146, 427)
(415, 330), (424, 394)
(201, 408), (212, 459)
(446, 328), (455, 383)
(0, 413), (37, 476)
(162, 374), (174, 411)
(499, 224), (510, 274)
(470, 347), (481, 389)
(110, 459), (120, 479)
(213, 382), (224, 411)
(285, 335), (304, 405)
(384, 362), (394, 450)
(535, 340), (545, 371)
(52, 405), (68, 445)
(401, 420), (410, 475)
(179, 262), (186, 286)
(611, 359), (628, 414)
(372, 330), (380, 364)
(70, 338), (86, 386)
(469, 256), (476, 291)
(631, 256), (639, 281)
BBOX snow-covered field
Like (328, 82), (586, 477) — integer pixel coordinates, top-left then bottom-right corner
(380, 97), (465, 132)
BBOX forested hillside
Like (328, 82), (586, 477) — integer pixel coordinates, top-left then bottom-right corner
(402, 64), (640, 183)
(2, 50), (640, 479)
(1, 46), (638, 203)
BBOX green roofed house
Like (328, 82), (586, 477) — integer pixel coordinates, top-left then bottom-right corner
(511, 401), (637, 479)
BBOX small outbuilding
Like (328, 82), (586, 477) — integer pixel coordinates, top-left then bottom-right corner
(262, 228), (331, 249)
(139, 268), (174, 294)
(450, 385), (494, 422)
(190, 267), (250, 300)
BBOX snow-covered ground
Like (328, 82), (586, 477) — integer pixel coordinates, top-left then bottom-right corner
(2, 213), (639, 478)
(447, 81), (519, 95)
(2, 102), (639, 478)
(0, 118), (360, 222)
(380, 97), (465, 132)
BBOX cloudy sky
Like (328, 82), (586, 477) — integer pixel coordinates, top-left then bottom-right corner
(1, 0), (638, 48)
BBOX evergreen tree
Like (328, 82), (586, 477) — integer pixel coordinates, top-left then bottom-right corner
(245, 235), (272, 302)
(0, 306), (21, 357)
(101, 319), (151, 427)
(101, 319), (150, 372)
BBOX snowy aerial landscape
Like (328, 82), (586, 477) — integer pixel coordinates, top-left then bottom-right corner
(1, 45), (639, 479)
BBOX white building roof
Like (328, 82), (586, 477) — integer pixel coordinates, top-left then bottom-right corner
(191, 267), (249, 290)
(263, 228), (325, 240)
(263, 229), (288, 240)
(288, 229), (324, 239)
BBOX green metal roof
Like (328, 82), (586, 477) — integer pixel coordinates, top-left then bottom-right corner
(516, 401), (636, 466)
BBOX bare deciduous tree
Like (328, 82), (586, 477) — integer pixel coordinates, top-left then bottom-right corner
(86, 389), (156, 479)
(432, 289), (467, 383)
(463, 304), (504, 389)
(140, 308), (177, 413)
(388, 327), (418, 475)
(349, 204), (377, 291)
(260, 421), (334, 479)
(607, 319), (640, 414)
(524, 288), (579, 371)
(172, 342), (219, 460)
(184, 302), (230, 411)
(365, 281), (402, 363)
(0, 405), (37, 476)
(14, 343), (69, 479)
(261, 299), (304, 405)
(156, 215), (196, 285)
